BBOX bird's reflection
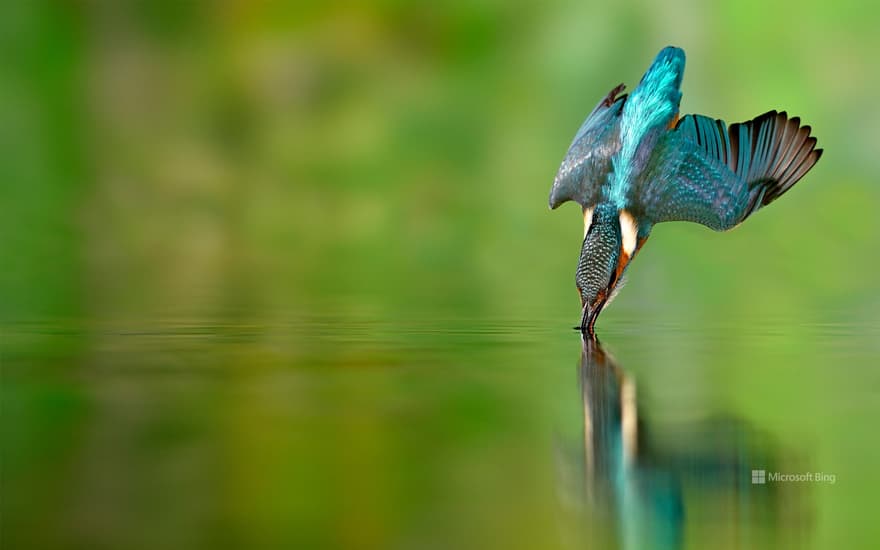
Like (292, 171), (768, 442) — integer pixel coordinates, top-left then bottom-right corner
(575, 335), (683, 549)
(562, 334), (805, 550)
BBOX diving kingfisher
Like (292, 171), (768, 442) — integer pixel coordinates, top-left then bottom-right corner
(549, 46), (822, 333)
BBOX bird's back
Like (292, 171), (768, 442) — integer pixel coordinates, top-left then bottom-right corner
(607, 47), (686, 209)
(549, 47), (687, 212)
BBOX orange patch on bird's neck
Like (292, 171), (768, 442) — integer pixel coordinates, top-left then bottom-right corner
(613, 251), (630, 284)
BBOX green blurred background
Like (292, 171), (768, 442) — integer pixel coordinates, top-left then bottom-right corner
(3, 1), (880, 549)
(5, 0), (880, 324)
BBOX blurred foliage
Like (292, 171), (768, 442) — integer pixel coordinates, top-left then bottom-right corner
(3, 0), (880, 323)
(2, 1), (880, 549)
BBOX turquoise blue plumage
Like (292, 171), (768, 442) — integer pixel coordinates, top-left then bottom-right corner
(549, 46), (822, 332)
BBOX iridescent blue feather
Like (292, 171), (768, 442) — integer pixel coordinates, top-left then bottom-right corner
(607, 47), (685, 208)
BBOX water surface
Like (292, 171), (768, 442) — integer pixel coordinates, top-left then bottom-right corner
(4, 314), (879, 549)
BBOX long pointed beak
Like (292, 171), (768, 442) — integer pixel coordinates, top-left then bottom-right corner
(576, 303), (603, 334)
(577, 304), (594, 334)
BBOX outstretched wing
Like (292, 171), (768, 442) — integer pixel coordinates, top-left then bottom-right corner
(549, 84), (627, 209)
(631, 111), (822, 230)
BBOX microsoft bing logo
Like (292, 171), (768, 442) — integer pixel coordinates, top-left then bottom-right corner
(749, 469), (837, 484)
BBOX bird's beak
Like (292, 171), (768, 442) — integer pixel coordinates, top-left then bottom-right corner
(577, 301), (604, 334)
(578, 304), (595, 334)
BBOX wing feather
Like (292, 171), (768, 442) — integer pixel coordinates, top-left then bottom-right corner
(548, 84), (627, 209)
(630, 111), (821, 230)
(631, 133), (749, 230)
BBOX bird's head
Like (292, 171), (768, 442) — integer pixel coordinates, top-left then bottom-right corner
(576, 205), (639, 332)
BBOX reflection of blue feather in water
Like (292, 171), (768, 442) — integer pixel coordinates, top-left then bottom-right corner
(570, 336), (798, 549)
(580, 336), (683, 550)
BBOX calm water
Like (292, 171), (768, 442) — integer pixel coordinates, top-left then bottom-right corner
(4, 315), (880, 549)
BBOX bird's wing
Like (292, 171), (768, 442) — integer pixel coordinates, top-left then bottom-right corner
(630, 111), (822, 230)
(548, 84), (627, 209)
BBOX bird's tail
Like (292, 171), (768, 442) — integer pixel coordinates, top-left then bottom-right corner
(677, 111), (822, 217)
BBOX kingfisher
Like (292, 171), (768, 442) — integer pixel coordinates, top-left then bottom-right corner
(549, 46), (822, 333)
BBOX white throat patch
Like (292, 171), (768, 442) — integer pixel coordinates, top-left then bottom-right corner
(619, 210), (638, 257)
(583, 206), (595, 238)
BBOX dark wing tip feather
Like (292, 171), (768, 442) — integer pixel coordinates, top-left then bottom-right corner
(760, 120), (821, 205)
(603, 83), (626, 107)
